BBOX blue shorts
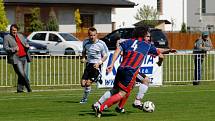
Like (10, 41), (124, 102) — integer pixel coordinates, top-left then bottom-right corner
(113, 67), (139, 93)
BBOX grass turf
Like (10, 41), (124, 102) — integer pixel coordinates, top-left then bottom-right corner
(0, 84), (214, 121)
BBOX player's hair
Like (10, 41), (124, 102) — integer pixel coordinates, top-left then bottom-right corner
(88, 27), (97, 35)
(132, 26), (149, 38)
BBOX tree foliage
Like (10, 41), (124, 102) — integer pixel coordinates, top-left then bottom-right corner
(74, 9), (82, 33)
(46, 8), (59, 31)
(180, 22), (187, 33)
(0, 0), (8, 31)
(134, 5), (159, 27)
(28, 8), (43, 32)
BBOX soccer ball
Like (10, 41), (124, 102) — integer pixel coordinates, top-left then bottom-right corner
(143, 101), (155, 112)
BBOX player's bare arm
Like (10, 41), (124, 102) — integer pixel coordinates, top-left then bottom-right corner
(106, 47), (121, 73)
(81, 51), (86, 63)
(158, 48), (177, 54)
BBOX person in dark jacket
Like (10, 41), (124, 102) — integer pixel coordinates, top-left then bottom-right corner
(3, 24), (32, 92)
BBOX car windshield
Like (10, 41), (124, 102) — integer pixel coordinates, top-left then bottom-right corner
(59, 33), (78, 41)
(151, 31), (167, 41)
(0, 37), (3, 44)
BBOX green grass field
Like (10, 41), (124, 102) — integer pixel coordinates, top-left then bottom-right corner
(0, 83), (214, 121)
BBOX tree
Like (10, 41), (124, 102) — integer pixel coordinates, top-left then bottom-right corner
(180, 22), (187, 33)
(0, 0), (8, 31)
(74, 9), (82, 33)
(46, 8), (59, 31)
(28, 8), (43, 32)
(134, 5), (159, 27)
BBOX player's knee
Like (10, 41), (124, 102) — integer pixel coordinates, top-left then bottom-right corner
(85, 81), (92, 87)
(119, 90), (127, 97)
(81, 80), (86, 87)
(142, 77), (149, 85)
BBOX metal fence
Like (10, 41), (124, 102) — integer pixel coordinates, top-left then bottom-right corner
(0, 55), (85, 87)
(163, 53), (215, 83)
(0, 53), (214, 87)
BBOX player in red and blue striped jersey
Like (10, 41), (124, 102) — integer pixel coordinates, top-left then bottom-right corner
(92, 27), (164, 118)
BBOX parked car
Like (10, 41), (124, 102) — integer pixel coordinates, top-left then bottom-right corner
(100, 27), (169, 50)
(0, 32), (49, 55)
(0, 37), (6, 55)
(27, 40), (49, 55)
(27, 31), (83, 55)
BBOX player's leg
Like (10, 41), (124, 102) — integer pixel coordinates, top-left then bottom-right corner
(114, 69), (139, 113)
(115, 92), (130, 113)
(80, 64), (91, 103)
(94, 76), (119, 106)
(94, 89), (126, 117)
(80, 63), (100, 103)
(93, 89), (113, 107)
(92, 68), (138, 117)
(80, 80), (92, 104)
(133, 73), (149, 109)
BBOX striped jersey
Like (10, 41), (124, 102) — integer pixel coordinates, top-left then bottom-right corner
(119, 38), (159, 69)
(83, 39), (108, 63)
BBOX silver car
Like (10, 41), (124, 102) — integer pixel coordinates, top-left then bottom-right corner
(27, 31), (83, 55)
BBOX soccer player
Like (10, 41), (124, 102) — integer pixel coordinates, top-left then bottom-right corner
(93, 31), (176, 113)
(80, 27), (108, 104)
(92, 26), (163, 117)
(132, 48), (176, 109)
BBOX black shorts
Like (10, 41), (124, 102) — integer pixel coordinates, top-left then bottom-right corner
(136, 73), (146, 82)
(81, 63), (101, 82)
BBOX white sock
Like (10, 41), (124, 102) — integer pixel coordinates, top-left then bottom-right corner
(98, 90), (111, 104)
(134, 84), (148, 105)
(83, 86), (91, 99)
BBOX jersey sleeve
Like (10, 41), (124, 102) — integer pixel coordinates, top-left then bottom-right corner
(119, 39), (130, 51)
(82, 39), (88, 53)
(100, 40), (109, 56)
(148, 44), (160, 56)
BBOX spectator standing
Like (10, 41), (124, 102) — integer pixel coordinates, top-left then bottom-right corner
(193, 31), (213, 85)
(80, 27), (108, 103)
(3, 24), (32, 93)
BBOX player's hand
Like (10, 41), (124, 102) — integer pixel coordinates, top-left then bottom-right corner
(156, 61), (162, 66)
(25, 44), (30, 49)
(16, 46), (19, 51)
(106, 65), (113, 73)
(156, 57), (163, 66)
(81, 58), (86, 63)
(170, 49), (177, 53)
(93, 63), (100, 69)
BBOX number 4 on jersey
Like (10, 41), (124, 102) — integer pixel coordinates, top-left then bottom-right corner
(131, 40), (138, 51)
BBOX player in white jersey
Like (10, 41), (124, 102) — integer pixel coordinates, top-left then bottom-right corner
(80, 27), (109, 104)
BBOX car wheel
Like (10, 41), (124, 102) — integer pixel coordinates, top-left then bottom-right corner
(65, 48), (75, 55)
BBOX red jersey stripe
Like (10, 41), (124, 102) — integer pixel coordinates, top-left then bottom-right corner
(132, 54), (144, 68)
(127, 52), (137, 66)
(121, 51), (132, 67)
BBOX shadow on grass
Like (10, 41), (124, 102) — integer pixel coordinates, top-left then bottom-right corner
(79, 112), (117, 117)
(79, 109), (134, 117)
(54, 100), (79, 103)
